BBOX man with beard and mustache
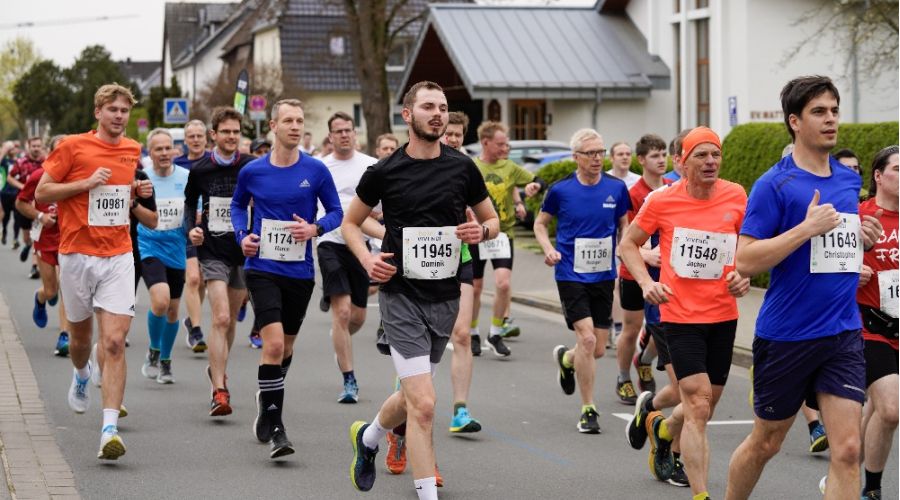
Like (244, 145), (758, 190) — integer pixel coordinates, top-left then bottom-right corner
(343, 81), (498, 500)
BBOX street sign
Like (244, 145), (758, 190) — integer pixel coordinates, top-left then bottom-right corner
(249, 94), (267, 121)
(137, 118), (149, 134)
(163, 98), (189, 124)
(728, 96), (738, 127)
(234, 69), (249, 114)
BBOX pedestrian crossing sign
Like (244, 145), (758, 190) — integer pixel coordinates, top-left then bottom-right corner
(164, 98), (190, 124)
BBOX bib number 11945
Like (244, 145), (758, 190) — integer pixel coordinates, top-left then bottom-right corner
(402, 226), (460, 280)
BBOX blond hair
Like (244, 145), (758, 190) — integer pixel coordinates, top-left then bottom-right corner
(93, 83), (136, 109)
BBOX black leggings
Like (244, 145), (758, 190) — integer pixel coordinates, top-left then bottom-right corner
(0, 192), (19, 239)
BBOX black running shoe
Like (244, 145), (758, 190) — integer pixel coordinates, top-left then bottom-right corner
(553, 345), (575, 395)
(470, 334), (482, 356)
(269, 427), (295, 459)
(19, 243), (31, 262)
(253, 390), (272, 443)
(647, 411), (674, 481)
(349, 421), (378, 491)
(319, 295), (330, 312)
(485, 334), (510, 357)
(627, 391), (653, 450)
(667, 457), (690, 487)
(577, 407), (601, 434)
(28, 265), (39, 279)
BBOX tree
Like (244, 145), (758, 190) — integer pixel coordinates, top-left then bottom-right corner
(147, 76), (184, 129)
(12, 60), (71, 127)
(0, 37), (41, 139)
(53, 45), (136, 133)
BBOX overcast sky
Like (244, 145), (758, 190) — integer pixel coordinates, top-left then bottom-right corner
(3, 0), (594, 66)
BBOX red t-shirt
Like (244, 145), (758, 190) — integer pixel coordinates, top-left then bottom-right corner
(857, 198), (898, 349)
(9, 156), (42, 187)
(620, 177), (673, 281)
(16, 168), (59, 252)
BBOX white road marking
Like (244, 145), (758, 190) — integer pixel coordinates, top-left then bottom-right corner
(611, 413), (754, 425)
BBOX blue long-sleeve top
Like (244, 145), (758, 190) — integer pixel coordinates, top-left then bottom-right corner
(231, 152), (342, 279)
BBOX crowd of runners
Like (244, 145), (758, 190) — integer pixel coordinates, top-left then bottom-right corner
(0, 74), (895, 500)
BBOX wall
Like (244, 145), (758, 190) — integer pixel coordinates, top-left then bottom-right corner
(253, 26), (281, 68)
(301, 92), (409, 149)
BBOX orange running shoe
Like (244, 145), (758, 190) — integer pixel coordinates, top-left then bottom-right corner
(435, 463), (443, 487)
(210, 389), (232, 417)
(385, 432), (406, 474)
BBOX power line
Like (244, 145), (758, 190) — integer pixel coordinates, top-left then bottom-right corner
(0, 14), (139, 30)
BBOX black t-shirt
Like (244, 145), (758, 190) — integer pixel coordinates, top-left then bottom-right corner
(183, 152), (253, 266)
(130, 168), (157, 253)
(356, 143), (489, 302)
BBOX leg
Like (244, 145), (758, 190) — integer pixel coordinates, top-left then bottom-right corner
(331, 294), (355, 372)
(653, 364), (681, 410)
(348, 304), (367, 334)
(863, 374), (899, 492)
(95, 310), (131, 411)
(36, 258), (58, 303)
(724, 416), (795, 500)
(184, 257), (204, 327)
(69, 317), (93, 370)
(401, 373), (437, 481)
(817, 393), (863, 500)
(471, 278), (484, 331)
(205, 280), (231, 389)
(617, 309), (643, 380)
(677, 373), (718, 496)
(450, 283), (475, 404)
(569, 318), (601, 406)
(491, 267), (511, 328)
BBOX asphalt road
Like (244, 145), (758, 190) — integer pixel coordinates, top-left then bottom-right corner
(0, 245), (895, 499)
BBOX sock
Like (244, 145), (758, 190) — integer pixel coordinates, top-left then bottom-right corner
(184, 317), (193, 330)
(644, 396), (656, 413)
(258, 364), (284, 429)
(561, 350), (574, 369)
(147, 310), (166, 351)
(102, 408), (119, 431)
(453, 401), (466, 414)
(76, 363), (91, 380)
(807, 420), (820, 434)
(280, 355), (293, 378)
(864, 469), (882, 492)
(658, 419), (672, 441)
(470, 319), (478, 329)
(342, 370), (356, 384)
(393, 422), (406, 437)
(614, 321), (623, 332)
(414, 477), (438, 500)
(618, 371), (630, 383)
(581, 404), (596, 414)
(469, 327), (479, 337)
(362, 413), (388, 450)
(692, 492), (709, 500)
(160, 320), (179, 361)
(640, 344), (655, 364)
(489, 316), (503, 336)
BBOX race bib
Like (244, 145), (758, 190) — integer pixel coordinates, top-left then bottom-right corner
(30, 217), (43, 242)
(810, 213), (862, 273)
(478, 232), (511, 260)
(670, 227), (736, 279)
(155, 198), (183, 231)
(574, 237), (613, 273)
(259, 218), (306, 262)
(88, 185), (130, 227)
(402, 226), (460, 280)
(878, 269), (899, 318)
(207, 196), (234, 233)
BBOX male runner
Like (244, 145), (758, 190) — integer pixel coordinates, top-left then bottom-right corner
(725, 76), (883, 500)
(36, 83), (152, 460)
(374, 133), (400, 160)
(344, 81), (498, 499)
(620, 127), (750, 500)
(606, 142), (641, 189)
(663, 130), (690, 182)
(0, 141), (22, 247)
(9, 137), (45, 275)
(232, 98), (342, 459)
(536, 128), (630, 433)
(184, 106), (254, 417)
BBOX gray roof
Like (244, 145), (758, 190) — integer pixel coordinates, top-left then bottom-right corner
(400, 4), (670, 100)
(168, 2), (241, 69)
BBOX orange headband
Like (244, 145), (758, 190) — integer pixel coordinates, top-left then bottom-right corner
(681, 126), (722, 159)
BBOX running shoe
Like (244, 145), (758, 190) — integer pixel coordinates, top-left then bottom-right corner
(320, 295), (330, 312)
(11, 241), (19, 250)
(119, 404), (128, 418)
(484, 334), (511, 357)
(500, 317), (520, 338)
(48, 294), (58, 306)
(210, 389), (232, 417)
(67, 364), (91, 414)
(253, 390), (273, 443)
(627, 390), (653, 450)
(633, 354), (656, 394)
(248, 330), (262, 349)
(206, 365), (229, 395)
(156, 359), (174, 384)
(646, 411), (674, 481)
(237, 302), (247, 322)
(90, 343), (101, 387)
(269, 427), (295, 459)
(1, 232), (5, 245)
(616, 379), (638, 405)
(97, 425), (126, 460)
(385, 432), (406, 474)
(19, 243), (31, 262)
(862, 489), (882, 500)
(554, 345), (575, 395)
(470, 334), (482, 356)
(141, 349), (160, 379)
(667, 456), (690, 487)
(449, 407), (482, 433)
(54, 332), (69, 357)
(809, 422), (829, 453)
(32, 292), (47, 328)
(349, 421), (378, 492)
(184, 318), (207, 353)
(339, 379), (359, 404)
(28, 265), (39, 280)
(577, 407), (601, 434)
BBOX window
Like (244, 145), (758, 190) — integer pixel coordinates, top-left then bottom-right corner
(353, 104), (362, 127)
(696, 18), (709, 126)
(330, 36), (345, 56)
(386, 39), (412, 72)
(695, 0), (709, 8)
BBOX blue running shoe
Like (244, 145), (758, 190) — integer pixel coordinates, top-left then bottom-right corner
(54, 332), (69, 357)
(339, 379), (359, 404)
(809, 422), (829, 453)
(32, 292), (47, 328)
(48, 294), (58, 307)
(449, 407), (482, 433)
(349, 421), (378, 491)
(248, 330), (262, 349)
(237, 302), (247, 322)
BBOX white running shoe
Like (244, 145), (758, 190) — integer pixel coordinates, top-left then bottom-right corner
(67, 364), (91, 414)
(90, 343), (102, 387)
(97, 425), (126, 460)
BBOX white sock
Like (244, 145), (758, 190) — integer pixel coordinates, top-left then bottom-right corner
(414, 477), (438, 500)
(76, 364), (91, 380)
(362, 413), (388, 450)
(102, 408), (118, 432)
(469, 327), (479, 336)
(489, 325), (502, 336)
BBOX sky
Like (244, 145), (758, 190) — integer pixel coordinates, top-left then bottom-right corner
(3, 0), (594, 67)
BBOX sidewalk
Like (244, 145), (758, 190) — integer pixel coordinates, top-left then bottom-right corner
(479, 231), (761, 367)
(0, 295), (78, 500)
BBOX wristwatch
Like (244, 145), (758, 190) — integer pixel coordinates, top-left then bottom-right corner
(481, 224), (489, 241)
(316, 224), (324, 237)
(130, 199), (138, 210)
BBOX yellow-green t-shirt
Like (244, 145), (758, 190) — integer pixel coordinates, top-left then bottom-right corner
(473, 158), (535, 235)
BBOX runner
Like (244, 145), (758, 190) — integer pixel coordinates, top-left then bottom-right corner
(183, 106), (254, 417)
(606, 142), (641, 189)
(725, 76), (883, 500)
(317, 111), (378, 403)
(535, 128), (630, 433)
(232, 98), (342, 459)
(344, 81), (498, 499)
(177, 119), (210, 353)
(9, 137), (45, 276)
(1, 141), (22, 248)
(374, 133), (399, 160)
(663, 130), (690, 182)
(137, 129), (188, 384)
(35, 83), (151, 460)
(619, 126), (749, 500)
(857, 145), (898, 500)
(471, 121), (543, 356)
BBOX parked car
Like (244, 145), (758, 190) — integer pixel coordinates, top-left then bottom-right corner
(465, 140), (570, 166)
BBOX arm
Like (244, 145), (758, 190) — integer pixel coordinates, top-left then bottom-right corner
(620, 223), (671, 304)
(14, 199), (55, 227)
(360, 216), (386, 240)
(313, 173), (344, 234)
(533, 211), (560, 266)
(468, 197), (500, 241)
(6, 165), (24, 190)
(131, 199), (158, 229)
(35, 168), (110, 204)
(341, 196), (395, 282)
(231, 170), (252, 244)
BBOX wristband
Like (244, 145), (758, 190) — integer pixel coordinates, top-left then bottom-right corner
(130, 199), (138, 210)
(316, 224), (324, 237)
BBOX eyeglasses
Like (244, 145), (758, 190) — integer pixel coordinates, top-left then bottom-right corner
(576, 149), (606, 158)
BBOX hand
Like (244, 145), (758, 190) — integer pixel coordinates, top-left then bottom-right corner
(289, 214), (317, 241)
(39, 213), (56, 228)
(641, 246), (661, 268)
(640, 280), (673, 305)
(803, 189), (840, 238)
(83, 167), (111, 190)
(189, 227), (204, 246)
(455, 208), (482, 244)
(515, 202), (526, 220)
(241, 233), (260, 257)
(133, 179), (153, 199)
(364, 252), (397, 283)
(543, 249), (561, 267)
(861, 209), (884, 250)
(524, 182), (540, 197)
(726, 270), (751, 298)
(859, 264), (873, 288)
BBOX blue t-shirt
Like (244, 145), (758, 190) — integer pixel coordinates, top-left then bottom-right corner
(741, 155), (863, 341)
(541, 173), (630, 283)
(231, 153), (342, 280)
(137, 166), (190, 269)
(663, 170), (681, 182)
(173, 151), (209, 170)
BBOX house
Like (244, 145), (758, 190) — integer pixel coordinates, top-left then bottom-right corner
(118, 59), (161, 99)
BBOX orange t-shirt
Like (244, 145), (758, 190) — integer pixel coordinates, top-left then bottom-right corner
(42, 131), (141, 257)
(633, 179), (747, 323)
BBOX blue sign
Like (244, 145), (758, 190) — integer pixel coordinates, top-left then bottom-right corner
(728, 96), (738, 127)
(164, 98), (189, 124)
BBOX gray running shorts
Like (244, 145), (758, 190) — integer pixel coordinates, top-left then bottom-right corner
(379, 291), (459, 364)
(199, 258), (246, 289)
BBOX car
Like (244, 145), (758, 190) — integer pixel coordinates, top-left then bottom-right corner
(521, 151), (573, 173)
(465, 140), (571, 166)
